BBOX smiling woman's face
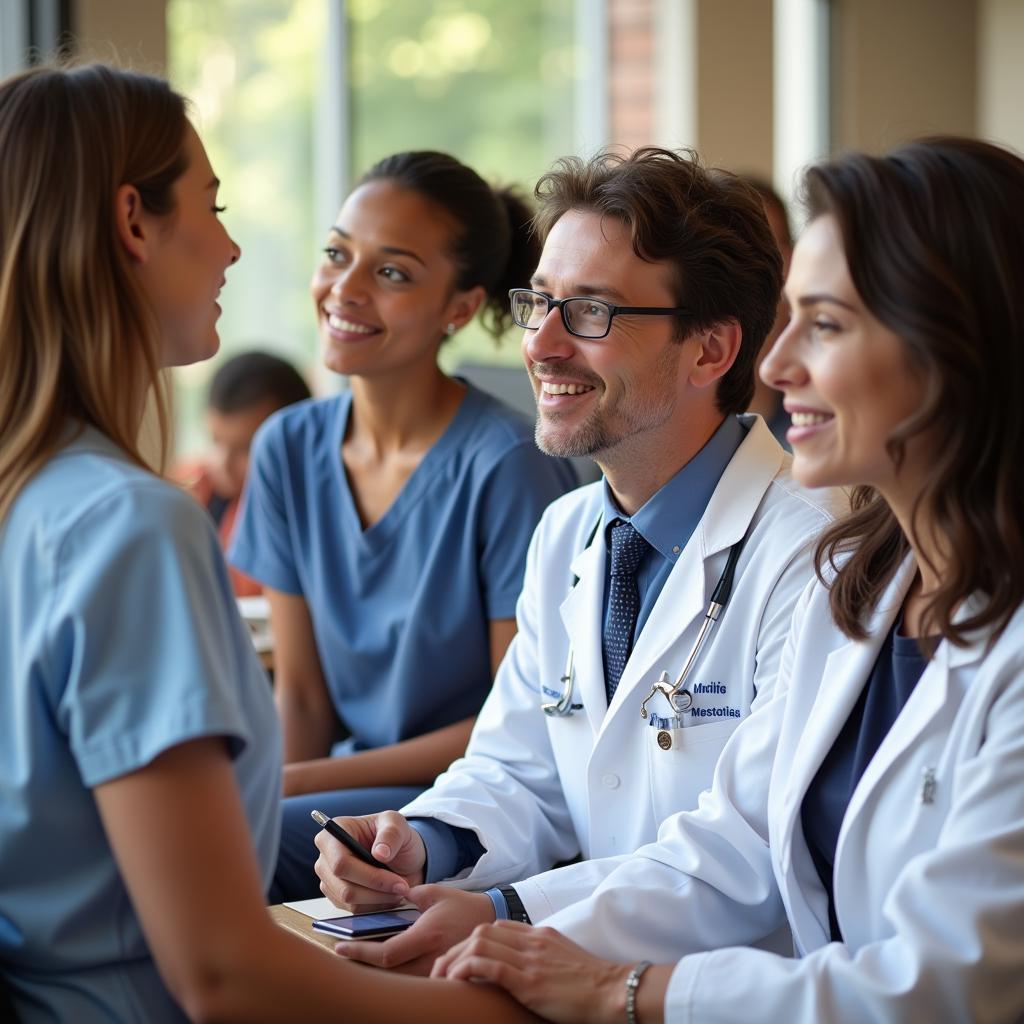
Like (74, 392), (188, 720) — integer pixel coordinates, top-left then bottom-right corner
(759, 214), (926, 498)
(310, 180), (472, 380)
(141, 124), (240, 369)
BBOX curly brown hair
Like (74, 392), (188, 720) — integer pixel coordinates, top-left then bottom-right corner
(532, 147), (783, 415)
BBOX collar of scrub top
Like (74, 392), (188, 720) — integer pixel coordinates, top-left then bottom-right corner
(598, 413), (747, 639)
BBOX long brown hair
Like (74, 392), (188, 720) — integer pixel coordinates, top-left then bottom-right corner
(805, 137), (1024, 644)
(0, 63), (188, 523)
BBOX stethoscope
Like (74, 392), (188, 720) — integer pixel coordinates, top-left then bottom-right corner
(542, 517), (748, 731)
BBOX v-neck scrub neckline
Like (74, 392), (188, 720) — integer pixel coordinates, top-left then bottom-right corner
(333, 384), (473, 548)
(231, 381), (577, 754)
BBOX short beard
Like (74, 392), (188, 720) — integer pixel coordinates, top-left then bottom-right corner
(535, 410), (616, 458)
(533, 344), (681, 460)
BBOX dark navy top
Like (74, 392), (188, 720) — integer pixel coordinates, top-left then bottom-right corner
(801, 619), (931, 940)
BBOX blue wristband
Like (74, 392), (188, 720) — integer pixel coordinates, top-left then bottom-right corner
(484, 887), (510, 920)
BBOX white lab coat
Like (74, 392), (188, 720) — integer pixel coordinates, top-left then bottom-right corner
(402, 416), (841, 929)
(544, 557), (1024, 1023)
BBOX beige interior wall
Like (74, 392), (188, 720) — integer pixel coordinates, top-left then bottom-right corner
(832, 0), (976, 154)
(695, 0), (774, 177)
(978, 0), (1024, 154)
(73, 0), (167, 72)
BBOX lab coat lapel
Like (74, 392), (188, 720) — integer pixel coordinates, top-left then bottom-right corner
(777, 558), (917, 947)
(781, 561), (917, 821)
(834, 586), (988, 877)
(603, 416), (784, 725)
(560, 527), (608, 736)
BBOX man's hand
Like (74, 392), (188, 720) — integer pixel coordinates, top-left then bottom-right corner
(313, 811), (425, 908)
(333, 885), (496, 975)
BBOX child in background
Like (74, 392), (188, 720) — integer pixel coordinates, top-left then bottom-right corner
(176, 351), (310, 596)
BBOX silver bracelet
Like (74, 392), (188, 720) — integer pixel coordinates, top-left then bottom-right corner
(625, 960), (653, 1024)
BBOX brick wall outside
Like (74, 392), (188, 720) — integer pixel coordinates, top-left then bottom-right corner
(608, 0), (656, 149)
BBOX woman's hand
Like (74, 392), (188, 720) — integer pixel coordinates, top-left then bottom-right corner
(432, 921), (632, 1024)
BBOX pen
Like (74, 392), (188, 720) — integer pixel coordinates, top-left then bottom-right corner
(310, 809), (392, 871)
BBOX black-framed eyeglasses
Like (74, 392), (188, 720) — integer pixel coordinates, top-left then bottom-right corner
(509, 288), (691, 340)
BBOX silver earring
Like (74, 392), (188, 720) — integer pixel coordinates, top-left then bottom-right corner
(445, 322), (457, 336)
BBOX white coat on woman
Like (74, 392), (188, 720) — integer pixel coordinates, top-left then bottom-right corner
(401, 415), (842, 930)
(542, 556), (1024, 1023)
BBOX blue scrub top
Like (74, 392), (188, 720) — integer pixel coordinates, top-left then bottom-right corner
(0, 427), (281, 1023)
(231, 381), (576, 753)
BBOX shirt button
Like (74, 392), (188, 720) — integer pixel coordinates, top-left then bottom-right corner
(672, 545), (681, 554)
(601, 773), (620, 789)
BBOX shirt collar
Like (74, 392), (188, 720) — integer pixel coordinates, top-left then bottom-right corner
(601, 415), (747, 563)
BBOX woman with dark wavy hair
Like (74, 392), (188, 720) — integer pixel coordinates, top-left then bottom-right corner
(430, 137), (1024, 1024)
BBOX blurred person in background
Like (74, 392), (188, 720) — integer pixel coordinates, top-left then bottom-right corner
(744, 176), (794, 448)
(175, 350), (310, 596)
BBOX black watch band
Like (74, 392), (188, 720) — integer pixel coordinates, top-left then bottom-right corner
(497, 884), (531, 923)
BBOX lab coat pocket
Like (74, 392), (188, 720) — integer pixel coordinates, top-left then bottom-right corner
(645, 717), (740, 825)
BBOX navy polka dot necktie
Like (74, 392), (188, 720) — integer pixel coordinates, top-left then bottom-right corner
(603, 519), (650, 703)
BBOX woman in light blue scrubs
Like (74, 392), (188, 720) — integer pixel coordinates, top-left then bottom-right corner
(0, 63), (537, 1024)
(231, 152), (577, 901)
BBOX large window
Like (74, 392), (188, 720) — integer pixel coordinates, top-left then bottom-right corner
(348, 1), (577, 188)
(167, 0), (597, 456)
(167, 0), (322, 455)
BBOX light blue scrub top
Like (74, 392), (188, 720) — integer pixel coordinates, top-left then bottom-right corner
(230, 382), (577, 754)
(0, 427), (281, 1023)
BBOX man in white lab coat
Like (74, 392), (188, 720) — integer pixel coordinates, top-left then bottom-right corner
(313, 147), (841, 972)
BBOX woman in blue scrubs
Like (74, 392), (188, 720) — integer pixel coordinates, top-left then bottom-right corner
(0, 62), (540, 1024)
(230, 152), (577, 901)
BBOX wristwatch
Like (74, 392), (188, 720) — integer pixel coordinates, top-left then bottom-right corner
(497, 884), (531, 923)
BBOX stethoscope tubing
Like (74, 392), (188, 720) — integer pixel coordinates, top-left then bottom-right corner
(543, 516), (748, 719)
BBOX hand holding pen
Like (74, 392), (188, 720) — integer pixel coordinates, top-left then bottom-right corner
(311, 809), (428, 909)
(311, 809), (392, 869)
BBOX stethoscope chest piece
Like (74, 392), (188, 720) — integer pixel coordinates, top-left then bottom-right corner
(671, 690), (692, 712)
(639, 671), (692, 719)
(638, 532), (748, 745)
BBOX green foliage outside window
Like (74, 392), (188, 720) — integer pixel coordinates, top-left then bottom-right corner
(167, 0), (579, 456)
